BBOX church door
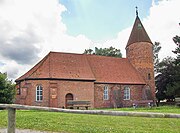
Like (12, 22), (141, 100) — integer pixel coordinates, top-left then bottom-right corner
(65, 93), (73, 108)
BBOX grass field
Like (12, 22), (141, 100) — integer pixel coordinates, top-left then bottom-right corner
(0, 106), (179, 133)
(99, 105), (180, 114)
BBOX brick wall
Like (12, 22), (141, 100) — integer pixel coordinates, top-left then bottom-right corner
(94, 83), (145, 108)
(126, 42), (155, 101)
(16, 80), (94, 108)
(16, 80), (147, 108)
(16, 80), (50, 107)
(57, 80), (94, 108)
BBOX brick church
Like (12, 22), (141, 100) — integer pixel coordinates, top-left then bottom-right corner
(15, 14), (155, 108)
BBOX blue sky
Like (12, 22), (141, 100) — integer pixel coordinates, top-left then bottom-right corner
(60, 0), (156, 41)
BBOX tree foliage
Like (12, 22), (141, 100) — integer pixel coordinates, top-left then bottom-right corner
(84, 46), (122, 58)
(155, 35), (180, 102)
(167, 35), (180, 97)
(172, 35), (180, 57)
(0, 73), (15, 104)
(155, 57), (176, 101)
(153, 42), (161, 74)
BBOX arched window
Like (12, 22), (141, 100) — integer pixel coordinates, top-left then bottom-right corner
(124, 86), (130, 100)
(103, 86), (109, 100)
(36, 85), (43, 101)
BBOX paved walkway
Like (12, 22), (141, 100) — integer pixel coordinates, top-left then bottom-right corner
(0, 128), (60, 133)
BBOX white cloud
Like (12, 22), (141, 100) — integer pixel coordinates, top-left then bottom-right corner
(0, 0), (92, 80)
(144, 0), (180, 60)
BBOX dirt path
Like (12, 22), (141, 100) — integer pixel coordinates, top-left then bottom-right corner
(0, 128), (60, 133)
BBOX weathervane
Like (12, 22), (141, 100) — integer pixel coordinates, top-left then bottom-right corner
(136, 6), (138, 16)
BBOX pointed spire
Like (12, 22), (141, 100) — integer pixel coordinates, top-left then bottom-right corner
(126, 9), (152, 48)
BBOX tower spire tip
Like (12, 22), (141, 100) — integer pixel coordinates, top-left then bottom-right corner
(135, 6), (138, 16)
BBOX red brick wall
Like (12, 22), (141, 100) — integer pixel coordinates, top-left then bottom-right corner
(15, 80), (94, 108)
(94, 84), (144, 108)
(57, 80), (94, 108)
(16, 80), (147, 108)
(126, 42), (155, 101)
(16, 80), (50, 107)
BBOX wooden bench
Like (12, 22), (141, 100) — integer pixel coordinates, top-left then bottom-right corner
(133, 100), (154, 108)
(175, 97), (180, 107)
(67, 100), (91, 110)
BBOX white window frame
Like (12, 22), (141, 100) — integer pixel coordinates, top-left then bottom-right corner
(36, 85), (43, 101)
(124, 86), (130, 100)
(103, 86), (109, 100)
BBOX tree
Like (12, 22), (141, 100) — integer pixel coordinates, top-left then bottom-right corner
(155, 57), (176, 103)
(172, 35), (180, 57)
(84, 49), (94, 55)
(153, 42), (161, 74)
(0, 72), (15, 104)
(155, 35), (180, 104)
(84, 46), (122, 58)
(166, 35), (180, 98)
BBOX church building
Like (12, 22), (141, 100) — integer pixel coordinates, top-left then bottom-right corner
(15, 13), (155, 108)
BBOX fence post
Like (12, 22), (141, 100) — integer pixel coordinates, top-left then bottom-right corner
(8, 108), (16, 133)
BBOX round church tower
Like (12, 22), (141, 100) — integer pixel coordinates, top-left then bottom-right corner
(126, 13), (155, 100)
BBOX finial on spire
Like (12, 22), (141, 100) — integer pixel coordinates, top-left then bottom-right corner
(135, 6), (138, 16)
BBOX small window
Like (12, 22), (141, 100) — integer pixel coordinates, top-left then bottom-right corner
(16, 88), (20, 95)
(148, 73), (151, 80)
(138, 23), (142, 29)
(103, 86), (109, 100)
(124, 86), (130, 100)
(36, 85), (43, 101)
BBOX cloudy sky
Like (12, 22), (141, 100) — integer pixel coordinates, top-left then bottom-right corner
(0, 0), (179, 80)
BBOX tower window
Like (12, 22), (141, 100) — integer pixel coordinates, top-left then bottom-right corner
(148, 73), (151, 80)
(138, 23), (142, 29)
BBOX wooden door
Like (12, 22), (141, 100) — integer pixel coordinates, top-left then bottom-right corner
(65, 93), (73, 108)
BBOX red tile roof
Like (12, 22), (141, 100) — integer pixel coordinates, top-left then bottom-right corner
(16, 52), (145, 85)
(49, 52), (95, 80)
(86, 55), (145, 84)
(16, 52), (95, 81)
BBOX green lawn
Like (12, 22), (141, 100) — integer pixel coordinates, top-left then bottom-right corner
(0, 106), (180, 133)
(98, 106), (180, 114)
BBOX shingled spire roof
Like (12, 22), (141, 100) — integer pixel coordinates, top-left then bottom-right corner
(126, 13), (152, 48)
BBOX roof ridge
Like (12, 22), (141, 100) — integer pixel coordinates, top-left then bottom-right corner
(86, 54), (126, 60)
(50, 51), (83, 56)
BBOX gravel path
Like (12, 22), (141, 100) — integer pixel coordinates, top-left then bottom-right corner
(0, 128), (60, 133)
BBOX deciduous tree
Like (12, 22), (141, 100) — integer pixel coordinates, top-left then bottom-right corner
(153, 42), (161, 74)
(84, 46), (122, 58)
(0, 73), (15, 104)
(155, 35), (180, 104)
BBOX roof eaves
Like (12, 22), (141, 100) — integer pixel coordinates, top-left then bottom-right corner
(95, 81), (146, 85)
(16, 77), (96, 82)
